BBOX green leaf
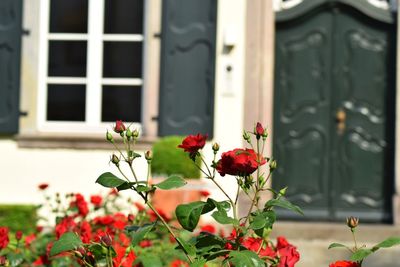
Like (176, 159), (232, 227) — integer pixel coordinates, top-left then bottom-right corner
(176, 201), (215, 231)
(136, 185), (154, 193)
(350, 249), (373, 261)
(50, 232), (83, 256)
(328, 243), (349, 250)
(136, 255), (163, 267)
(250, 211), (275, 230)
(154, 175), (187, 190)
(265, 198), (304, 215)
(96, 172), (126, 188)
(207, 198), (231, 211)
(190, 258), (208, 267)
(7, 252), (24, 267)
(176, 237), (196, 256)
(130, 224), (155, 246)
(211, 210), (237, 225)
(228, 250), (265, 267)
(372, 237), (400, 251)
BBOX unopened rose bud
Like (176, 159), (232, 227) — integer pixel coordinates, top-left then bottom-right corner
(269, 159), (277, 171)
(15, 231), (23, 241)
(106, 131), (114, 143)
(212, 143), (220, 153)
(279, 187), (287, 196)
(347, 217), (359, 229)
(145, 151), (152, 161)
(114, 120), (126, 134)
(126, 128), (133, 139)
(128, 214), (135, 222)
(74, 250), (83, 258)
(255, 122), (264, 139)
(132, 129), (139, 139)
(100, 235), (112, 247)
(0, 256), (6, 265)
(111, 154), (120, 166)
(243, 131), (251, 142)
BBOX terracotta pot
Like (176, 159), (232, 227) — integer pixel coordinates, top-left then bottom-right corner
(150, 177), (208, 217)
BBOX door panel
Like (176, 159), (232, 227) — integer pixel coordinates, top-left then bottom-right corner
(274, 11), (332, 218)
(158, 0), (217, 137)
(273, 1), (395, 222)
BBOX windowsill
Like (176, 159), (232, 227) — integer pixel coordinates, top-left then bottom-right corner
(16, 133), (156, 150)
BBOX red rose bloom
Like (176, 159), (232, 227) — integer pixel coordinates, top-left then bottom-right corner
(90, 195), (103, 207)
(0, 227), (9, 250)
(38, 183), (49, 190)
(178, 134), (207, 156)
(276, 236), (290, 250)
(25, 233), (36, 247)
(277, 245), (300, 267)
(114, 120), (126, 133)
(216, 148), (266, 176)
(71, 194), (89, 217)
(170, 259), (189, 267)
(329, 261), (360, 267)
(242, 237), (276, 258)
(15, 230), (23, 241)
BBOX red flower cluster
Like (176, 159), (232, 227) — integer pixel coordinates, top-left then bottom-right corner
(70, 193), (89, 217)
(178, 134), (207, 157)
(90, 195), (103, 207)
(0, 227), (9, 250)
(216, 148), (266, 176)
(329, 261), (360, 267)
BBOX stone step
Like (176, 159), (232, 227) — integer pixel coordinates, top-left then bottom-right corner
(269, 222), (400, 267)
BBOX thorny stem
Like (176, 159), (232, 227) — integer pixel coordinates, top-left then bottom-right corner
(351, 228), (358, 250)
(146, 202), (194, 263)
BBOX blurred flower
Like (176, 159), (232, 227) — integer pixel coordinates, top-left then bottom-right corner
(38, 183), (49, 190)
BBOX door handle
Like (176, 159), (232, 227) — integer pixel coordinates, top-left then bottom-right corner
(336, 108), (346, 134)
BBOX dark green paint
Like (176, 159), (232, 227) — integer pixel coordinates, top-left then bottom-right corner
(273, 0), (396, 222)
(0, 0), (23, 134)
(158, 0), (217, 137)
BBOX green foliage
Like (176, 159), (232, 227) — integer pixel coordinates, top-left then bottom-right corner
(50, 232), (83, 256)
(154, 175), (187, 190)
(151, 136), (201, 179)
(0, 204), (37, 233)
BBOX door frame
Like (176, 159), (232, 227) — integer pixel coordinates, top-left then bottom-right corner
(244, 0), (400, 224)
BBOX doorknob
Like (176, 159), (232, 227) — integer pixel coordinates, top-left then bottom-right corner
(336, 108), (346, 134)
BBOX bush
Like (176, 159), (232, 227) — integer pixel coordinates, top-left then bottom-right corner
(0, 204), (37, 233)
(151, 136), (201, 178)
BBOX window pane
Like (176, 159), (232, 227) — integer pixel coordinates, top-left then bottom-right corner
(48, 41), (87, 77)
(103, 42), (142, 78)
(101, 86), (141, 122)
(104, 0), (144, 34)
(50, 0), (88, 33)
(47, 84), (86, 121)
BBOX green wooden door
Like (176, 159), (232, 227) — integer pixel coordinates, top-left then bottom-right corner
(158, 0), (217, 137)
(273, 0), (396, 222)
(0, 0), (23, 134)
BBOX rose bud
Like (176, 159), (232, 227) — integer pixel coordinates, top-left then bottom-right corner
(38, 183), (49, 190)
(255, 122), (264, 139)
(15, 231), (23, 241)
(212, 143), (220, 153)
(243, 131), (251, 142)
(128, 214), (135, 222)
(145, 150), (152, 161)
(126, 128), (133, 139)
(0, 256), (6, 265)
(111, 154), (120, 166)
(269, 159), (277, 171)
(113, 120), (126, 134)
(106, 131), (114, 143)
(100, 235), (112, 247)
(346, 217), (359, 229)
(132, 129), (140, 139)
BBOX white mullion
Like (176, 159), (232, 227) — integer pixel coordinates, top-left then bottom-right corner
(102, 78), (143, 86)
(103, 34), (143, 42)
(37, 0), (50, 129)
(86, 0), (105, 125)
(47, 77), (87, 84)
(48, 33), (88, 41)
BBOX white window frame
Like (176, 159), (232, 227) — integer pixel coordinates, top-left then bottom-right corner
(37, 0), (156, 134)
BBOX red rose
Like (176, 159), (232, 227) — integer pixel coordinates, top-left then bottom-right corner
(15, 230), (23, 241)
(277, 245), (300, 267)
(90, 195), (103, 207)
(0, 227), (9, 250)
(200, 224), (216, 234)
(71, 194), (89, 217)
(24, 233), (36, 247)
(216, 148), (266, 176)
(114, 120), (126, 133)
(329, 261), (360, 267)
(38, 183), (49, 190)
(242, 237), (276, 258)
(276, 236), (290, 250)
(255, 122), (264, 136)
(170, 259), (189, 267)
(178, 134), (207, 157)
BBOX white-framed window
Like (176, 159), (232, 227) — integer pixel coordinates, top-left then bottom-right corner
(37, 0), (148, 133)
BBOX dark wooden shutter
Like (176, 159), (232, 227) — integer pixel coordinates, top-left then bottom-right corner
(0, 0), (22, 134)
(158, 0), (217, 137)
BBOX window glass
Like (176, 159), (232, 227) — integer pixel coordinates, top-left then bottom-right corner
(101, 86), (142, 122)
(103, 42), (142, 78)
(47, 84), (86, 121)
(50, 0), (88, 33)
(104, 0), (144, 34)
(48, 41), (87, 77)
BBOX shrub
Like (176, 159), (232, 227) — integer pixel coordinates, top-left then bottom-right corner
(0, 205), (37, 233)
(151, 136), (201, 178)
